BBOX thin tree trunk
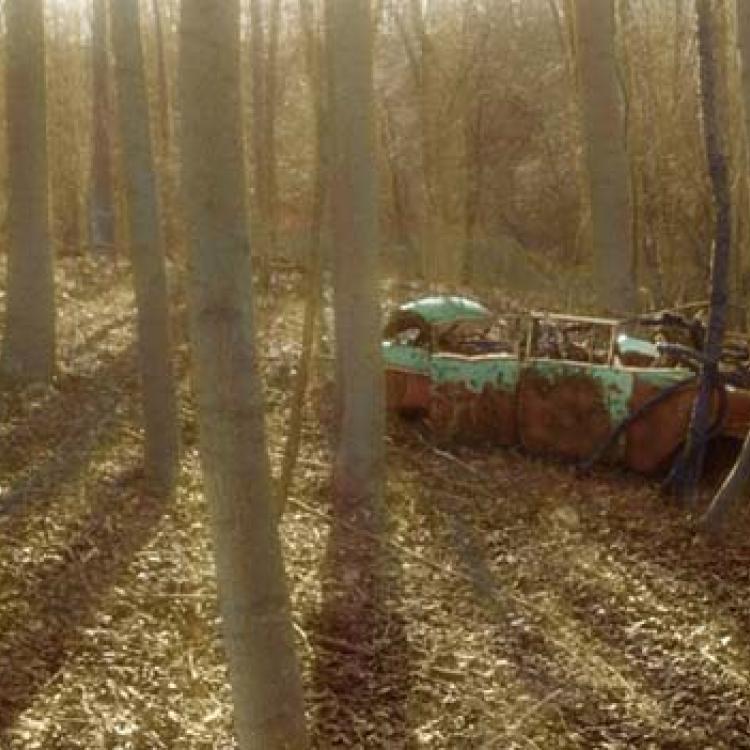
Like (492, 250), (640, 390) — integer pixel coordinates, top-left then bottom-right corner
(574, 0), (636, 314)
(152, 0), (170, 150)
(737, 0), (750, 327)
(248, 0), (278, 290)
(462, 84), (484, 286)
(264, 0), (281, 258)
(48, 5), (84, 257)
(90, 0), (116, 256)
(151, 0), (180, 256)
(381, 99), (415, 258)
(555, 0), (592, 265)
(277, 164), (324, 513)
(699, 1), (750, 531)
(401, 0), (440, 282)
(667, 0), (731, 506)
(178, 1), (307, 746)
(701, 431), (750, 535)
(111, 0), (179, 495)
(1, 0), (55, 381)
(278, 0), (326, 513)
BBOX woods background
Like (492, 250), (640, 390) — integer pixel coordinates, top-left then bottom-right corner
(1, 0), (747, 314)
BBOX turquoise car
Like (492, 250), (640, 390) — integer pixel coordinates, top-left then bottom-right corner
(383, 296), (750, 473)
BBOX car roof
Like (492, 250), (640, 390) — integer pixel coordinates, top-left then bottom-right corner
(398, 296), (492, 325)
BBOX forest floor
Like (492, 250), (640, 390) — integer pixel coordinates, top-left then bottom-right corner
(0, 258), (749, 749)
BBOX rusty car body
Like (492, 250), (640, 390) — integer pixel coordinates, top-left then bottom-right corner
(383, 296), (750, 473)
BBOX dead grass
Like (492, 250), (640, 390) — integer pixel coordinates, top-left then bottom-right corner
(0, 258), (749, 748)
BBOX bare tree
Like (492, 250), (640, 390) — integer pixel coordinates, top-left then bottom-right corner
(278, 0), (327, 512)
(178, 1), (307, 746)
(700, 0), (749, 532)
(48, 4), (85, 257)
(327, 0), (384, 515)
(248, 0), (282, 289)
(151, 0), (171, 151)
(668, 0), (731, 507)
(151, 0), (180, 255)
(110, 0), (179, 495)
(574, 0), (636, 313)
(1, 0), (55, 381)
(90, 0), (116, 256)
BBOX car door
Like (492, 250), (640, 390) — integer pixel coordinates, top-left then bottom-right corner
(518, 357), (635, 462)
(428, 353), (522, 445)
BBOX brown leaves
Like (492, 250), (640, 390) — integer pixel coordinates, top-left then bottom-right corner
(1, 265), (749, 747)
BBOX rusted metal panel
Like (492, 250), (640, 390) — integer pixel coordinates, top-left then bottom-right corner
(428, 381), (518, 445)
(422, 354), (520, 444)
(385, 370), (431, 413)
(722, 387), (750, 439)
(624, 379), (694, 473)
(517, 365), (617, 461)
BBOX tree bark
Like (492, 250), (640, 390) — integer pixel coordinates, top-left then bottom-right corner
(326, 0), (385, 514)
(90, 0), (116, 256)
(110, 0), (179, 495)
(1, 0), (56, 381)
(317, 2), (387, 732)
(737, 0), (750, 326)
(699, 1), (750, 531)
(178, 1), (307, 747)
(667, 0), (731, 506)
(574, 0), (637, 314)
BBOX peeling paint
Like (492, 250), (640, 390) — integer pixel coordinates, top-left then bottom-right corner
(382, 342), (430, 375)
(430, 354), (522, 394)
(529, 360), (633, 424)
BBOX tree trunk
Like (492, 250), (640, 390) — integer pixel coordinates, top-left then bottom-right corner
(152, 0), (171, 151)
(90, 0), (116, 256)
(315, 1), (387, 734)
(48, 5), (84, 258)
(110, 0), (179, 495)
(737, 0), (750, 327)
(151, 0), (180, 257)
(701, 432), (750, 535)
(547, 0), (592, 266)
(248, 0), (269, 286)
(399, 0), (442, 283)
(667, 0), (731, 506)
(277, 0), (327, 513)
(699, 1), (750, 531)
(248, 0), (281, 290)
(1, 0), (55, 382)
(574, 0), (637, 314)
(178, 1), (307, 747)
(264, 0), (281, 259)
(326, 0), (385, 514)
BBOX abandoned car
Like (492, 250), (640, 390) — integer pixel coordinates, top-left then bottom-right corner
(383, 296), (750, 474)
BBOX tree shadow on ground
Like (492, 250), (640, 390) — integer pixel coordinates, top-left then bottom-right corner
(408, 452), (750, 747)
(309, 488), (414, 748)
(410, 489), (666, 746)
(0, 467), (171, 735)
(0, 340), (138, 500)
